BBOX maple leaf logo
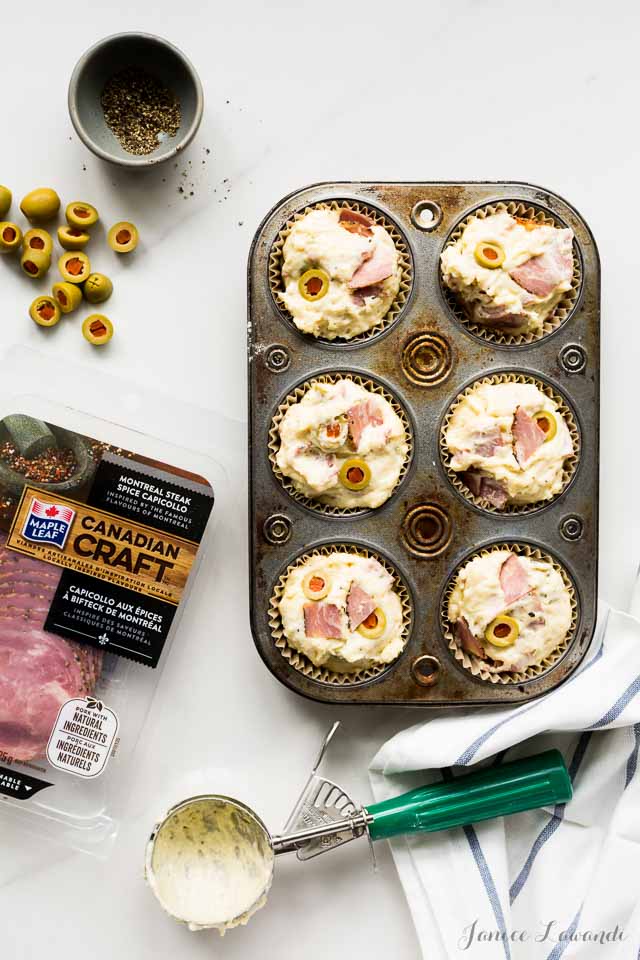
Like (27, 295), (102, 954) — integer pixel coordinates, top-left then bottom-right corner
(45, 505), (59, 518)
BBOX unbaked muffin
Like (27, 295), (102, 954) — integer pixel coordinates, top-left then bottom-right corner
(440, 211), (574, 336)
(279, 208), (401, 340)
(448, 549), (572, 674)
(275, 379), (408, 509)
(278, 552), (405, 671)
(443, 381), (574, 508)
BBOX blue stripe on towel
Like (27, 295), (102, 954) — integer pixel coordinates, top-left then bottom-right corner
(509, 733), (591, 904)
(463, 824), (512, 960)
(546, 905), (583, 960)
(456, 642), (604, 767)
(625, 723), (640, 788)
(591, 674), (640, 729)
(442, 767), (512, 958)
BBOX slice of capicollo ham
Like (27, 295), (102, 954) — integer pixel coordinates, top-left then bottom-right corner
(499, 554), (531, 606)
(512, 406), (546, 465)
(347, 400), (384, 450)
(303, 602), (343, 639)
(456, 617), (486, 658)
(346, 583), (377, 631)
(509, 229), (573, 298)
(349, 243), (394, 290)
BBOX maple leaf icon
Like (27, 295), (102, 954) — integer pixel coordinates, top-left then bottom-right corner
(45, 505), (59, 517)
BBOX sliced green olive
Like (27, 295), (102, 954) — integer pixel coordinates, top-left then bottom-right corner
(0, 186), (11, 218)
(533, 410), (557, 442)
(0, 222), (22, 253)
(298, 268), (330, 301)
(108, 221), (138, 253)
(58, 225), (90, 251)
(52, 281), (83, 314)
(29, 296), (61, 328)
(20, 187), (60, 222)
(82, 314), (113, 346)
(21, 248), (51, 279)
(357, 608), (387, 639)
(302, 571), (330, 601)
(58, 251), (90, 284)
(84, 273), (113, 304)
(474, 241), (505, 269)
(66, 202), (99, 228)
(23, 228), (53, 257)
(338, 457), (371, 491)
(485, 615), (520, 648)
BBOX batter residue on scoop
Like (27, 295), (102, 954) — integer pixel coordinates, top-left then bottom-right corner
(146, 798), (274, 933)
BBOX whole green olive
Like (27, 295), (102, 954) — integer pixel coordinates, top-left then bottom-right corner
(84, 273), (113, 304)
(20, 187), (61, 223)
(23, 228), (53, 257)
(52, 281), (83, 314)
(66, 202), (99, 228)
(0, 222), (22, 253)
(21, 248), (51, 279)
(58, 251), (90, 284)
(0, 186), (12, 218)
(58, 225), (90, 251)
(108, 221), (138, 253)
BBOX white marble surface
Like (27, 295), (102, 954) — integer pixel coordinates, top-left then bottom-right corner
(0, 0), (635, 956)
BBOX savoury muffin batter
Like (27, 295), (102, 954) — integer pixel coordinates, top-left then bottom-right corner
(440, 212), (574, 336)
(444, 381), (573, 508)
(279, 208), (402, 340)
(276, 379), (408, 509)
(278, 552), (405, 671)
(146, 797), (274, 933)
(448, 550), (573, 674)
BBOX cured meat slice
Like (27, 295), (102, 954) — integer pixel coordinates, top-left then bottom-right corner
(0, 532), (103, 762)
(351, 283), (382, 306)
(303, 602), (343, 639)
(349, 242), (394, 289)
(347, 400), (384, 450)
(462, 471), (509, 508)
(472, 427), (503, 458)
(473, 304), (529, 330)
(339, 209), (374, 237)
(509, 230), (573, 298)
(499, 554), (530, 606)
(456, 618), (485, 658)
(347, 583), (377, 631)
(513, 406), (546, 465)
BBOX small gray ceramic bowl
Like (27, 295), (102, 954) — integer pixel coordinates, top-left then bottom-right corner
(68, 33), (204, 168)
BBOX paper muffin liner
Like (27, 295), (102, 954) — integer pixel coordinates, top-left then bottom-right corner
(269, 372), (413, 517)
(441, 541), (579, 685)
(269, 199), (413, 344)
(268, 543), (413, 685)
(440, 200), (583, 346)
(440, 372), (580, 516)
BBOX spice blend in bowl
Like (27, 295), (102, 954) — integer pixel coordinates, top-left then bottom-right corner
(68, 33), (203, 168)
(101, 67), (181, 157)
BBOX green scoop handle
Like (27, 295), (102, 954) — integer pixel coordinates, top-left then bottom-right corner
(366, 749), (571, 842)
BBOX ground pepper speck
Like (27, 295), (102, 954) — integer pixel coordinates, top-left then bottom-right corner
(101, 68), (181, 156)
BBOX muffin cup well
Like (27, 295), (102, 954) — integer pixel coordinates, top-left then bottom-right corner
(441, 541), (579, 685)
(440, 372), (581, 516)
(269, 199), (413, 344)
(269, 543), (413, 685)
(269, 372), (414, 517)
(440, 200), (583, 346)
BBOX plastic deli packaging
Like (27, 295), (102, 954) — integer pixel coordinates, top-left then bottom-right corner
(0, 348), (229, 857)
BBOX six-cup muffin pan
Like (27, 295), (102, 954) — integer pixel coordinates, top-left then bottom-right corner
(248, 182), (600, 705)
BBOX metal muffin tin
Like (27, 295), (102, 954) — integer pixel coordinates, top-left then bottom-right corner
(248, 182), (600, 705)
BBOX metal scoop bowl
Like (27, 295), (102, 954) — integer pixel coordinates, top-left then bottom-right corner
(145, 723), (572, 932)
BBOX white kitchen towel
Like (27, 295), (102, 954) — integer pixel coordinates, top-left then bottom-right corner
(369, 601), (640, 960)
